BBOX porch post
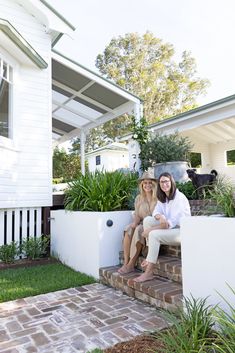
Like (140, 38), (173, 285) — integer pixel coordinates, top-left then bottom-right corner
(80, 130), (86, 175)
(128, 103), (143, 174)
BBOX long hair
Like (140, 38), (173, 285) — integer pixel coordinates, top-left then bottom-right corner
(157, 172), (176, 203)
(138, 179), (158, 205)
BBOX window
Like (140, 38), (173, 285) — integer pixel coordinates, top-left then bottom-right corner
(0, 57), (13, 138)
(190, 152), (202, 168)
(96, 155), (101, 165)
(226, 150), (235, 166)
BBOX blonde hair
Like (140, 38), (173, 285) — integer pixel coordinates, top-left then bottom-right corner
(138, 179), (157, 204)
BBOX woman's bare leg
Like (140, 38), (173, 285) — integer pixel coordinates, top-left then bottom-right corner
(118, 231), (132, 273)
(118, 241), (143, 274)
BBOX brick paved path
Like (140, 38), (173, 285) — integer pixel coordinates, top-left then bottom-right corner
(0, 283), (168, 353)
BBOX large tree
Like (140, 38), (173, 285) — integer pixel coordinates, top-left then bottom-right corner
(96, 31), (209, 124)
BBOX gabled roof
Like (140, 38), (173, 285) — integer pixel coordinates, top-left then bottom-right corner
(86, 143), (128, 156)
(20, 0), (75, 46)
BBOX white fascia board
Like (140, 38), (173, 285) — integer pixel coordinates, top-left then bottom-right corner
(52, 51), (141, 104)
(0, 19), (47, 68)
(21, 0), (75, 37)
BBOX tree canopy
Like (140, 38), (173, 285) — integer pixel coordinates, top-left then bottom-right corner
(71, 32), (209, 153)
(96, 31), (209, 123)
(53, 147), (84, 182)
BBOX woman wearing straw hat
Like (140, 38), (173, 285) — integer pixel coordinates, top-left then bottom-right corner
(118, 170), (158, 274)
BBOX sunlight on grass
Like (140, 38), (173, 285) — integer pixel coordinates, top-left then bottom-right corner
(0, 262), (96, 302)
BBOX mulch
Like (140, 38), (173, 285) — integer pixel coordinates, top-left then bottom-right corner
(104, 334), (165, 353)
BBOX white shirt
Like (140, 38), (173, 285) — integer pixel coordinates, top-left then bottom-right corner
(152, 189), (191, 228)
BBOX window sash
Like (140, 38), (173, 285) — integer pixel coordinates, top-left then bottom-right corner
(0, 55), (13, 138)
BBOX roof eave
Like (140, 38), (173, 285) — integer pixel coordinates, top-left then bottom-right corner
(0, 18), (48, 69)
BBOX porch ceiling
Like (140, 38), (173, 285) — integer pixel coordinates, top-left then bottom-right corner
(182, 116), (235, 144)
(149, 95), (235, 146)
(51, 50), (141, 145)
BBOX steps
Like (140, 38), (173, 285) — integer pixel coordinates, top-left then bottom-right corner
(100, 246), (183, 311)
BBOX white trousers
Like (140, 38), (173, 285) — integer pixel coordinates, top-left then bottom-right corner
(143, 216), (180, 264)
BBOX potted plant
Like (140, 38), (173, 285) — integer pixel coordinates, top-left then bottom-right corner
(51, 170), (138, 278)
(139, 132), (193, 182)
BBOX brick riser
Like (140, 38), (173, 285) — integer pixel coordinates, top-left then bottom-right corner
(119, 253), (182, 284)
(99, 266), (182, 311)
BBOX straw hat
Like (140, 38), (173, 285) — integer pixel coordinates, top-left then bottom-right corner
(138, 170), (157, 182)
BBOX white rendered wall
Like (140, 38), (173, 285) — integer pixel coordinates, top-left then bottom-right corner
(0, 0), (52, 208)
(181, 216), (235, 312)
(51, 210), (133, 278)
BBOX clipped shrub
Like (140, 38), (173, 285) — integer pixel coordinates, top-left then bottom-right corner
(64, 170), (138, 211)
(139, 132), (193, 171)
(0, 242), (19, 263)
(21, 236), (50, 260)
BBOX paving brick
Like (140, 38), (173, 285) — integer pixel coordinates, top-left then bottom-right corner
(79, 325), (99, 337)
(5, 321), (22, 333)
(31, 332), (50, 346)
(1, 284), (169, 352)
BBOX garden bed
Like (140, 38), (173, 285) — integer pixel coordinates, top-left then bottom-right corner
(0, 257), (58, 271)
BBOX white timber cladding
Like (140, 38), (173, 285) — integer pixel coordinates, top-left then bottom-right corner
(209, 139), (235, 180)
(0, 0), (52, 208)
(87, 150), (129, 172)
(0, 207), (42, 246)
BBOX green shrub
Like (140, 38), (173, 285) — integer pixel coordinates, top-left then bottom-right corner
(0, 242), (19, 263)
(176, 181), (198, 200)
(64, 170), (138, 211)
(157, 296), (215, 352)
(21, 236), (50, 260)
(212, 285), (235, 352)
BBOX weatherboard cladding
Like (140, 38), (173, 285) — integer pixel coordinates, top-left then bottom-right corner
(0, 0), (52, 208)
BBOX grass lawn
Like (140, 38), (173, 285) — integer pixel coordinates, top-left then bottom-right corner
(0, 262), (96, 303)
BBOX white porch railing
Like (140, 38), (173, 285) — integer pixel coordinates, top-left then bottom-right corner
(0, 207), (42, 246)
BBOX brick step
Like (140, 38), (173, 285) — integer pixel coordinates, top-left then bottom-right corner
(119, 253), (182, 284)
(99, 266), (182, 311)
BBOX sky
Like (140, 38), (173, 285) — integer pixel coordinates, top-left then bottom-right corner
(47, 0), (235, 106)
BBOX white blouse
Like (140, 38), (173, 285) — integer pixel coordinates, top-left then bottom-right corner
(152, 189), (191, 228)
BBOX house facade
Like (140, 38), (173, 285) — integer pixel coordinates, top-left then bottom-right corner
(86, 143), (129, 172)
(0, 0), (74, 241)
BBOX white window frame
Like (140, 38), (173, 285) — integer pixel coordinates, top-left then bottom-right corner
(0, 55), (13, 140)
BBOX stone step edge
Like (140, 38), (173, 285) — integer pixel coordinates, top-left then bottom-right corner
(100, 266), (183, 311)
(119, 254), (182, 284)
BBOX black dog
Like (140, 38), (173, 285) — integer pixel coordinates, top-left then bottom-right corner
(186, 169), (218, 196)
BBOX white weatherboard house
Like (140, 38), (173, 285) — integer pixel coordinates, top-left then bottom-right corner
(86, 142), (129, 172)
(0, 0), (141, 243)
